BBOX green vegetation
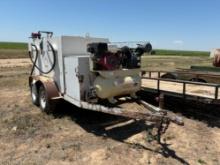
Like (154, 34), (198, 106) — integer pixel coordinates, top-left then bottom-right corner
(198, 159), (207, 164)
(153, 49), (210, 57)
(0, 42), (28, 59)
(0, 42), (27, 50)
(0, 41), (210, 59)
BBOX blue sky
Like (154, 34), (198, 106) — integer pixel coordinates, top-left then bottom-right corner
(0, 0), (219, 51)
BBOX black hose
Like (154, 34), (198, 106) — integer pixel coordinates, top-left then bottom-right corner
(29, 44), (38, 75)
(29, 41), (56, 75)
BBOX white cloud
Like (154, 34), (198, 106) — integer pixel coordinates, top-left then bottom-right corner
(173, 40), (184, 45)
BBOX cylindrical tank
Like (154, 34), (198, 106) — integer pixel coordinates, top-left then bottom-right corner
(213, 49), (220, 67)
(94, 69), (141, 99)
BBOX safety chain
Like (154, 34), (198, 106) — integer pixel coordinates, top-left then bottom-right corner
(157, 117), (170, 143)
(146, 116), (171, 143)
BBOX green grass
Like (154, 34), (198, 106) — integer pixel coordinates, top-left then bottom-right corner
(153, 49), (210, 57)
(0, 41), (210, 59)
(198, 159), (207, 164)
(0, 42), (27, 50)
(0, 42), (28, 59)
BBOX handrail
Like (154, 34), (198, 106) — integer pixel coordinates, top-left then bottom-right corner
(142, 76), (220, 100)
(142, 70), (220, 78)
(142, 77), (220, 87)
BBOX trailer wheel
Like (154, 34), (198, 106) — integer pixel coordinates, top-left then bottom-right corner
(161, 73), (177, 79)
(31, 84), (39, 106)
(190, 78), (207, 83)
(39, 85), (55, 113)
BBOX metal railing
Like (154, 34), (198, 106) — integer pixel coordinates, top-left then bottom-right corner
(142, 71), (220, 100)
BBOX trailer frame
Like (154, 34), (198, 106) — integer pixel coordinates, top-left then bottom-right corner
(142, 71), (220, 104)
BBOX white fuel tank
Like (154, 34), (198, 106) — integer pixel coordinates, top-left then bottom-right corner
(94, 69), (141, 99)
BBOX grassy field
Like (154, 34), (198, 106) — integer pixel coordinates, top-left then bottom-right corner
(153, 49), (210, 57)
(0, 42), (27, 50)
(0, 42), (28, 59)
(141, 55), (212, 71)
(0, 42), (210, 59)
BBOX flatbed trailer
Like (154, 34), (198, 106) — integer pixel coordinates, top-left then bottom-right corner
(142, 71), (220, 104)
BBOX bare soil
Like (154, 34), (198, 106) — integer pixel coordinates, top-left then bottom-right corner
(0, 58), (31, 68)
(0, 49), (28, 59)
(0, 58), (220, 165)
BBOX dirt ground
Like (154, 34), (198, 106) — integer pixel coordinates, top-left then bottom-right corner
(0, 58), (31, 68)
(0, 58), (220, 165)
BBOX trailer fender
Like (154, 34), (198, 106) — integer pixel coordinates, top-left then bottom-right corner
(29, 76), (60, 99)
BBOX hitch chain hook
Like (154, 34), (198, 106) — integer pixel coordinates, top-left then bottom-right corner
(156, 116), (170, 143)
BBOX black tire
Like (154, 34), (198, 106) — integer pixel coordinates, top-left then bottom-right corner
(31, 84), (39, 106)
(161, 73), (177, 79)
(190, 78), (207, 83)
(39, 85), (55, 113)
